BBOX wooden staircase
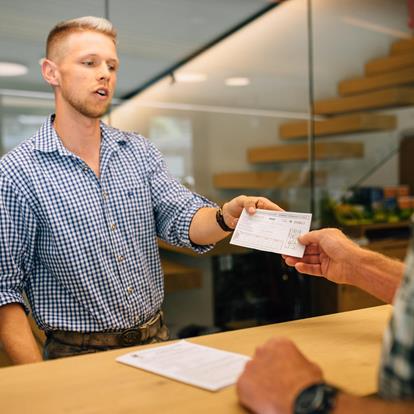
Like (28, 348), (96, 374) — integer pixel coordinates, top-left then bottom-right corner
(213, 37), (413, 192)
(279, 114), (395, 140)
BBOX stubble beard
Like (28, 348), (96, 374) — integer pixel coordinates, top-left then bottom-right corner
(62, 89), (111, 119)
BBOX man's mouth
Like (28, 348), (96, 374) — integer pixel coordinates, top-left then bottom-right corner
(95, 88), (109, 97)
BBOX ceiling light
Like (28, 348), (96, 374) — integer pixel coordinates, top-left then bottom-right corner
(0, 62), (28, 77)
(174, 73), (207, 83)
(225, 77), (250, 87)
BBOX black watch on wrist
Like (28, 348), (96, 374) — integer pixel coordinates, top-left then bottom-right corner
(294, 382), (338, 414)
(216, 207), (233, 232)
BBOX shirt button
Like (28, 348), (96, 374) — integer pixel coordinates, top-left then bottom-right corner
(111, 223), (117, 231)
(117, 255), (125, 263)
(103, 191), (108, 199)
(127, 287), (134, 294)
(82, 166), (88, 172)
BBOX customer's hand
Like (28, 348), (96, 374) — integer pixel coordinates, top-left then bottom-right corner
(237, 337), (323, 414)
(283, 228), (361, 285)
(222, 196), (283, 229)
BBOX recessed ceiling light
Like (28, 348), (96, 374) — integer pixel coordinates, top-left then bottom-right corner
(0, 62), (28, 77)
(175, 73), (207, 83)
(225, 77), (250, 87)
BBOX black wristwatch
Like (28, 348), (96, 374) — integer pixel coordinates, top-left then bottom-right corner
(294, 382), (338, 414)
(216, 207), (233, 232)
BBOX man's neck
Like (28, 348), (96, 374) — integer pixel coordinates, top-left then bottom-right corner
(53, 111), (101, 157)
(53, 107), (102, 177)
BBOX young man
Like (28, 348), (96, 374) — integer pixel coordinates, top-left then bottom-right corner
(237, 228), (414, 413)
(0, 16), (281, 364)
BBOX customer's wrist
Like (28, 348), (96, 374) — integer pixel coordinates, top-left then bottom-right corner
(293, 382), (338, 414)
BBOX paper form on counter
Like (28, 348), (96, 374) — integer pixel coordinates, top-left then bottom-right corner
(116, 340), (250, 392)
(230, 209), (312, 258)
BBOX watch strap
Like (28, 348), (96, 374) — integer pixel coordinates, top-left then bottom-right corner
(294, 382), (338, 414)
(216, 207), (233, 232)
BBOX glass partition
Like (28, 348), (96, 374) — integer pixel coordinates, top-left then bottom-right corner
(0, 0), (413, 346)
(313, 0), (412, 227)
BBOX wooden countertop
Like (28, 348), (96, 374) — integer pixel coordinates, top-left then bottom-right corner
(0, 305), (392, 414)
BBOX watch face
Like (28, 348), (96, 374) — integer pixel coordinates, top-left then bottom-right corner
(295, 384), (323, 412)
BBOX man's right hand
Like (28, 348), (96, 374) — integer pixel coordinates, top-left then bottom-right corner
(283, 228), (363, 286)
(283, 227), (404, 304)
(0, 303), (43, 365)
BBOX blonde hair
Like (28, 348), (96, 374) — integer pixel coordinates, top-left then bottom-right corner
(46, 16), (117, 59)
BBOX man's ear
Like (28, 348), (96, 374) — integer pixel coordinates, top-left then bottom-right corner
(41, 58), (60, 87)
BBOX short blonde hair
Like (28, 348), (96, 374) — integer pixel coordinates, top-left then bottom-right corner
(46, 16), (117, 59)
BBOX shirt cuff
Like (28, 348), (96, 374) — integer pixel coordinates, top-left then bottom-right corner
(0, 291), (30, 315)
(179, 195), (218, 254)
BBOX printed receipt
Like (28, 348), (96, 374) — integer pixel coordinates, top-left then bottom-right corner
(230, 209), (312, 258)
(116, 340), (250, 392)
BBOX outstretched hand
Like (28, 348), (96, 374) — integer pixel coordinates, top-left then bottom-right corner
(222, 195), (283, 230)
(283, 228), (361, 285)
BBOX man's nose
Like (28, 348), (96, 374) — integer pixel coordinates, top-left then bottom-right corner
(97, 63), (110, 80)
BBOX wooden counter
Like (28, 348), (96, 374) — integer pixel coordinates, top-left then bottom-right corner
(0, 305), (392, 414)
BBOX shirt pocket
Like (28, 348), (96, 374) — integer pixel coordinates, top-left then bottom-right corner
(115, 183), (155, 237)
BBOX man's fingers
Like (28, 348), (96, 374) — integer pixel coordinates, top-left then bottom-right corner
(295, 262), (323, 276)
(256, 197), (284, 212)
(298, 230), (326, 245)
(245, 197), (283, 215)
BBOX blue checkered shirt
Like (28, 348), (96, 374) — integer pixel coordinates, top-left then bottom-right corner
(379, 230), (414, 399)
(0, 115), (215, 332)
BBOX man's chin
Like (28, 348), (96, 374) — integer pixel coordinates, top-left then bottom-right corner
(82, 105), (111, 119)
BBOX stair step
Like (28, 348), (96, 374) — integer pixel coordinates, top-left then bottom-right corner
(161, 259), (202, 293)
(248, 142), (364, 163)
(279, 114), (396, 140)
(365, 53), (414, 76)
(213, 170), (326, 189)
(314, 88), (414, 115)
(391, 38), (414, 55)
(338, 68), (414, 96)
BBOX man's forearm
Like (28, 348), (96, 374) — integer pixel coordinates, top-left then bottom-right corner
(349, 247), (405, 303)
(0, 303), (43, 364)
(335, 392), (414, 413)
(189, 207), (231, 245)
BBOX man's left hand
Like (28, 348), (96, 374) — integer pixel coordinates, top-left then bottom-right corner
(222, 195), (283, 229)
(237, 337), (323, 414)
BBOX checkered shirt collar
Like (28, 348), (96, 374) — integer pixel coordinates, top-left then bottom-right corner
(32, 114), (129, 156)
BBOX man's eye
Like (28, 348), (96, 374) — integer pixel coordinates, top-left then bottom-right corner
(108, 64), (117, 72)
(83, 61), (94, 66)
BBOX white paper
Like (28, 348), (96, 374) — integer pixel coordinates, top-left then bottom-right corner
(116, 340), (250, 392)
(230, 209), (312, 258)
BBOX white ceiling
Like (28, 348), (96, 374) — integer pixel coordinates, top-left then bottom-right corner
(0, 0), (271, 97)
(0, 0), (410, 111)
(113, 0), (410, 118)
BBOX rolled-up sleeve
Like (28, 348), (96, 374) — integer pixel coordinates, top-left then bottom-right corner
(0, 175), (36, 313)
(145, 140), (217, 253)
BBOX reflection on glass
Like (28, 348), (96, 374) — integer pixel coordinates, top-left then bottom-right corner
(149, 115), (194, 188)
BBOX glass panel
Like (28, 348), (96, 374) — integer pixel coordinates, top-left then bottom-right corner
(110, 1), (312, 330)
(313, 0), (413, 228)
(111, 1), (310, 213)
